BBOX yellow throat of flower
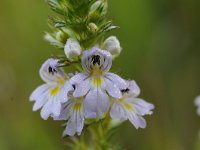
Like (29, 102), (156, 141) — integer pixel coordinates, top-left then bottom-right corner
(90, 68), (103, 87)
(50, 86), (60, 96)
(73, 103), (82, 111)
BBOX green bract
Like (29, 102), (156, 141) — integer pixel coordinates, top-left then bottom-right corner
(46, 0), (118, 50)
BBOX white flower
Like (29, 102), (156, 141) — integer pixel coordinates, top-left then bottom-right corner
(194, 96), (200, 115)
(69, 48), (128, 118)
(64, 38), (82, 59)
(29, 58), (71, 120)
(53, 90), (85, 136)
(103, 36), (121, 56)
(110, 80), (154, 129)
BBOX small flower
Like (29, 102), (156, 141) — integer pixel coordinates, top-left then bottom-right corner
(64, 38), (82, 59)
(110, 81), (154, 129)
(29, 59), (70, 120)
(103, 36), (122, 56)
(194, 95), (200, 115)
(53, 90), (85, 136)
(69, 48), (127, 118)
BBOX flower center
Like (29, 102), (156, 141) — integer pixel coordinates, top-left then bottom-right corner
(90, 54), (104, 71)
(48, 66), (57, 75)
(50, 86), (60, 96)
(73, 103), (82, 111)
(57, 77), (64, 84)
(124, 103), (133, 110)
(92, 55), (101, 65)
(121, 88), (130, 93)
(92, 77), (103, 87)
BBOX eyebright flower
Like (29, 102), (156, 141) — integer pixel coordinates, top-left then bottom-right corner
(53, 89), (85, 136)
(29, 59), (70, 120)
(69, 48), (128, 118)
(64, 38), (82, 59)
(103, 36), (122, 56)
(194, 95), (200, 115)
(110, 80), (154, 129)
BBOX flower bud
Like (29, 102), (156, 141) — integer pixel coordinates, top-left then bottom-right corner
(44, 33), (64, 48)
(88, 23), (98, 33)
(64, 38), (82, 59)
(103, 36), (122, 55)
(89, 0), (108, 17)
(90, 1), (101, 11)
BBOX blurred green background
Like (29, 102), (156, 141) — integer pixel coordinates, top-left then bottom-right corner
(0, 0), (200, 150)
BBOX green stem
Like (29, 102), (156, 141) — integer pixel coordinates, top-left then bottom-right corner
(69, 117), (123, 150)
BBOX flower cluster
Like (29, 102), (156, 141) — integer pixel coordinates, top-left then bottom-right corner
(30, 37), (154, 136)
(30, 0), (154, 138)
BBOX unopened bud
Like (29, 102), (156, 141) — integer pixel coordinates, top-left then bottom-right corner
(44, 33), (64, 48)
(89, 0), (107, 17)
(88, 23), (98, 33)
(64, 38), (82, 59)
(103, 36), (122, 55)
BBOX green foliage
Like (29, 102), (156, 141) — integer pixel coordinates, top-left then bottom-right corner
(67, 118), (124, 150)
(46, 0), (118, 49)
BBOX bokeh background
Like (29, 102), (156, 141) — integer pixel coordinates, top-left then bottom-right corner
(0, 0), (200, 150)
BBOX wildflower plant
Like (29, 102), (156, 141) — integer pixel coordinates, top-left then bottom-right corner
(30, 0), (154, 149)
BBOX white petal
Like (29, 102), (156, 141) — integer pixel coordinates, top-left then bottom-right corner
(110, 103), (127, 120)
(84, 90), (98, 118)
(76, 110), (84, 135)
(129, 98), (154, 116)
(40, 100), (53, 120)
(51, 99), (61, 117)
(53, 101), (73, 120)
(59, 82), (73, 103)
(70, 73), (90, 97)
(104, 78), (122, 99)
(84, 88), (110, 118)
(127, 80), (141, 97)
(63, 108), (84, 136)
(33, 98), (47, 111)
(63, 120), (76, 136)
(97, 89), (110, 116)
(81, 48), (98, 73)
(70, 73), (88, 84)
(73, 79), (90, 97)
(99, 49), (112, 72)
(105, 73), (127, 90)
(128, 114), (146, 129)
(111, 93), (154, 129)
(29, 84), (50, 101)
